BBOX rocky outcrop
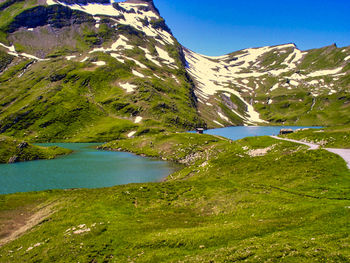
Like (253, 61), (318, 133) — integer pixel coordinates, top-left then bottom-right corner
(7, 5), (94, 32)
(58, 0), (110, 5)
(8, 155), (18, 163)
(124, 0), (160, 16)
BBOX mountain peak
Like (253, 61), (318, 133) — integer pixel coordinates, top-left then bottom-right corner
(116, 0), (160, 16)
(58, 0), (111, 5)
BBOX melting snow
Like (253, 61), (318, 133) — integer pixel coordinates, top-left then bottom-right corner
(289, 80), (299, 86)
(120, 83), (137, 93)
(92, 61), (106, 66)
(213, 120), (224, 127)
(140, 47), (162, 67)
(66, 55), (76, 60)
(132, 70), (145, 78)
(126, 57), (147, 68)
(155, 46), (176, 65)
(135, 116), (143, 123)
(308, 67), (344, 77)
(218, 112), (229, 122)
(110, 53), (125, 63)
(47, 0), (174, 46)
(184, 48), (267, 123)
(80, 56), (89, 62)
(0, 42), (50, 61)
(89, 35), (133, 54)
(128, 131), (137, 137)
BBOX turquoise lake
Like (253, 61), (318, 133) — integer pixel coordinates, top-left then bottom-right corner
(0, 126), (321, 194)
(0, 143), (178, 194)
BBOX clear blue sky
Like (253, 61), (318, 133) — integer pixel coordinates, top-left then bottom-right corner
(152, 0), (350, 56)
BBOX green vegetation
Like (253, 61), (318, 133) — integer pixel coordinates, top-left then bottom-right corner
(0, 135), (71, 163)
(0, 50), (13, 72)
(283, 125), (350, 148)
(1, 133), (349, 262)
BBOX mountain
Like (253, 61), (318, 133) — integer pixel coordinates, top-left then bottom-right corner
(186, 43), (350, 127)
(0, 0), (349, 141)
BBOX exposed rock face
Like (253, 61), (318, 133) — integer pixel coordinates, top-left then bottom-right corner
(7, 5), (94, 32)
(124, 0), (160, 15)
(17, 142), (28, 149)
(8, 155), (18, 163)
(58, 0), (110, 5)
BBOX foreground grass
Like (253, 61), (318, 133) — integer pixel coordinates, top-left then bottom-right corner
(0, 133), (349, 262)
(283, 125), (350, 148)
(0, 136), (72, 163)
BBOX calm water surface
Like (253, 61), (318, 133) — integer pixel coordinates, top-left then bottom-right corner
(203, 126), (322, 141)
(0, 143), (178, 194)
(0, 126), (322, 194)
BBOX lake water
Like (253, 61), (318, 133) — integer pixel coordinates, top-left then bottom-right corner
(0, 143), (178, 194)
(0, 126), (321, 194)
(202, 126), (322, 141)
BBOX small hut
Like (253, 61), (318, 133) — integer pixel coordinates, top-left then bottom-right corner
(196, 128), (204, 134)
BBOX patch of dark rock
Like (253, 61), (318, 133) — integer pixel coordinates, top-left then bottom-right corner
(8, 155), (19, 164)
(17, 142), (28, 149)
(7, 5), (94, 33)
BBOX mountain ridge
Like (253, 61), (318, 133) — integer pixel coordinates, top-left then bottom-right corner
(0, 0), (349, 141)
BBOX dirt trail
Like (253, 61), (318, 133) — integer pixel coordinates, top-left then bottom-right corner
(271, 136), (350, 169)
(0, 201), (58, 247)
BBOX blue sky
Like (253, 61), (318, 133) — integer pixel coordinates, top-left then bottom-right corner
(153, 0), (350, 56)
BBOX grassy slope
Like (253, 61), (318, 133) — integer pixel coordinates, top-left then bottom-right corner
(252, 45), (350, 126)
(283, 125), (350, 148)
(0, 23), (203, 142)
(0, 135), (72, 163)
(0, 133), (349, 262)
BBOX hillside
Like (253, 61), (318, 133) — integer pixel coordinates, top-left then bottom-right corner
(1, 133), (349, 261)
(0, 135), (71, 163)
(186, 44), (350, 127)
(0, 0), (348, 142)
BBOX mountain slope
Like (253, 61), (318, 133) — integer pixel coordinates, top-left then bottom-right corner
(0, 0), (349, 141)
(0, 0), (204, 141)
(185, 44), (350, 127)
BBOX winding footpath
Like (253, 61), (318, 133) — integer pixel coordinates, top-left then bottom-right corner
(270, 136), (350, 169)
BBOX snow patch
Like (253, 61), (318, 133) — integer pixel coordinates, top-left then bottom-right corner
(66, 55), (76, 61)
(120, 83), (137, 93)
(213, 120), (224, 127)
(308, 67), (344, 77)
(92, 61), (106, 66)
(128, 131), (137, 138)
(135, 116), (143, 123)
(80, 56), (89, 62)
(155, 46), (176, 65)
(289, 80), (299, 86)
(132, 70), (145, 78)
(218, 112), (229, 122)
(89, 35), (133, 54)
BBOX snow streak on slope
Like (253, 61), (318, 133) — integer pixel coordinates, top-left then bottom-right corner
(44, 0), (178, 73)
(46, 0), (174, 45)
(184, 43), (349, 125)
(184, 47), (269, 124)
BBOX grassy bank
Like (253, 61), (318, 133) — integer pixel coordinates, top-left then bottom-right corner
(0, 133), (349, 262)
(0, 136), (72, 163)
(282, 125), (350, 148)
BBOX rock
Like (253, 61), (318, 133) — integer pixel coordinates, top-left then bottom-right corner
(18, 142), (28, 149)
(279, 129), (293, 135)
(8, 156), (19, 163)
